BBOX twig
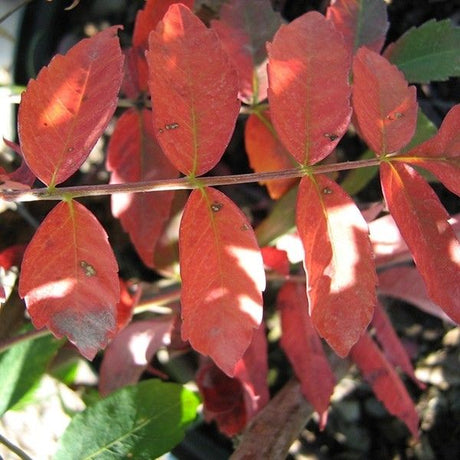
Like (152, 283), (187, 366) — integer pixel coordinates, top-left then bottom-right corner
(0, 432), (34, 460)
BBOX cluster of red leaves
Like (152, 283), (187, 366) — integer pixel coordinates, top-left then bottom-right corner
(1, 0), (459, 439)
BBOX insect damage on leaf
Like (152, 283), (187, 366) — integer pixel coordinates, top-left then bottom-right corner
(211, 202), (224, 212)
(80, 260), (96, 277)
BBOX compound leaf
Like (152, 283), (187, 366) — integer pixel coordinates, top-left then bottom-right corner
(18, 26), (124, 187)
(179, 187), (265, 376)
(267, 11), (351, 166)
(147, 4), (240, 177)
(296, 175), (377, 356)
(19, 200), (120, 360)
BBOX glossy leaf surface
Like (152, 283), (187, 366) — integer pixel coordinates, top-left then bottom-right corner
(278, 282), (335, 416)
(267, 11), (351, 165)
(326, 0), (389, 54)
(147, 4), (240, 176)
(19, 200), (120, 359)
(350, 333), (419, 437)
(380, 162), (460, 323)
(54, 380), (200, 460)
(18, 27), (124, 187)
(296, 175), (377, 356)
(352, 47), (417, 155)
(179, 187), (265, 376)
(384, 19), (460, 83)
(107, 109), (178, 268)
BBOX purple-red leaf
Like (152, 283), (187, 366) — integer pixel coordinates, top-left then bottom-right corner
(147, 4), (240, 177)
(296, 175), (377, 356)
(107, 108), (178, 268)
(278, 282), (335, 418)
(267, 11), (351, 165)
(19, 200), (120, 359)
(350, 332), (420, 438)
(326, 0), (389, 55)
(380, 162), (460, 323)
(352, 47), (417, 155)
(179, 187), (265, 376)
(18, 26), (124, 187)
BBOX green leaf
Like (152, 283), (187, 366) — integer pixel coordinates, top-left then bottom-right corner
(54, 379), (200, 460)
(0, 333), (62, 416)
(384, 19), (460, 83)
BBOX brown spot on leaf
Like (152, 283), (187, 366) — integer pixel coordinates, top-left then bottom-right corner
(211, 202), (223, 212)
(165, 122), (179, 130)
(386, 112), (403, 120)
(324, 133), (338, 141)
(322, 187), (333, 195)
(80, 260), (96, 277)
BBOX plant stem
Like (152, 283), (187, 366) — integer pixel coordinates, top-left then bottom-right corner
(1, 157), (381, 203)
(0, 328), (51, 354)
(0, 433), (34, 460)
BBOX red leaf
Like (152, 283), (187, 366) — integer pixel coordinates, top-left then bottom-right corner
(261, 246), (290, 276)
(179, 187), (265, 376)
(107, 109), (178, 268)
(350, 332), (420, 438)
(372, 301), (424, 388)
(18, 26), (124, 187)
(147, 4), (240, 177)
(19, 200), (120, 359)
(211, 0), (281, 103)
(404, 104), (460, 196)
(326, 0), (389, 55)
(267, 11), (351, 165)
(278, 282), (335, 417)
(99, 317), (173, 396)
(2, 138), (36, 187)
(296, 175), (377, 356)
(380, 162), (460, 323)
(115, 280), (141, 332)
(0, 244), (25, 270)
(244, 111), (298, 199)
(352, 47), (417, 155)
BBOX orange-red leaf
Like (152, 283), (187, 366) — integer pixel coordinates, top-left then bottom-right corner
(350, 332), (419, 437)
(107, 109), (178, 268)
(296, 175), (377, 356)
(352, 47), (417, 155)
(18, 26), (124, 187)
(244, 111), (297, 199)
(380, 162), (460, 323)
(267, 11), (351, 165)
(147, 4), (240, 177)
(179, 187), (265, 376)
(19, 200), (120, 359)
(278, 282), (335, 418)
(404, 104), (460, 196)
(326, 0), (389, 55)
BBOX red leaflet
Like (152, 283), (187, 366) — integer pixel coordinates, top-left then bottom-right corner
(132, 0), (194, 92)
(326, 0), (389, 55)
(404, 104), (460, 196)
(350, 333), (419, 438)
(179, 187), (265, 376)
(380, 162), (460, 323)
(0, 244), (25, 271)
(352, 48), (417, 155)
(115, 280), (141, 332)
(18, 27), (124, 187)
(19, 200), (120, 359)
(107, 109), (178, 268)
(99, 317), (173, 396)
(147, 4), (240, 177)
(372, 301), (423, 388)
(2, 138), (36, 187)
(245, 111), (298, 199)
(278, 282), (335, 419)
(267, 11), (351, 166)
(261, 246), (290, 276)
(296, 175), (377, 356)
(211, 0), (281, 103)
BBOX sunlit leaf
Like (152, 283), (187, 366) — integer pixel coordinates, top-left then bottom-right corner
(18, 26), (124, 187)
(179, 187), (265, 376)
(19, 200), (120, 359)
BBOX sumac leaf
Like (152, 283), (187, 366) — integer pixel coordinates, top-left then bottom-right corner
(352, 47), (417, 155)
(19, 200), (120, 359)
(267, 11), (351, 165)
(107, 109), (178, 268)
(296, 175), (377, 356)
(18, 26), (124, 187)
(147, 4), (240, 177)
(380, 162), (460, 323)
(350, 333), (419, 437)
(179, 187), (265, 376)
